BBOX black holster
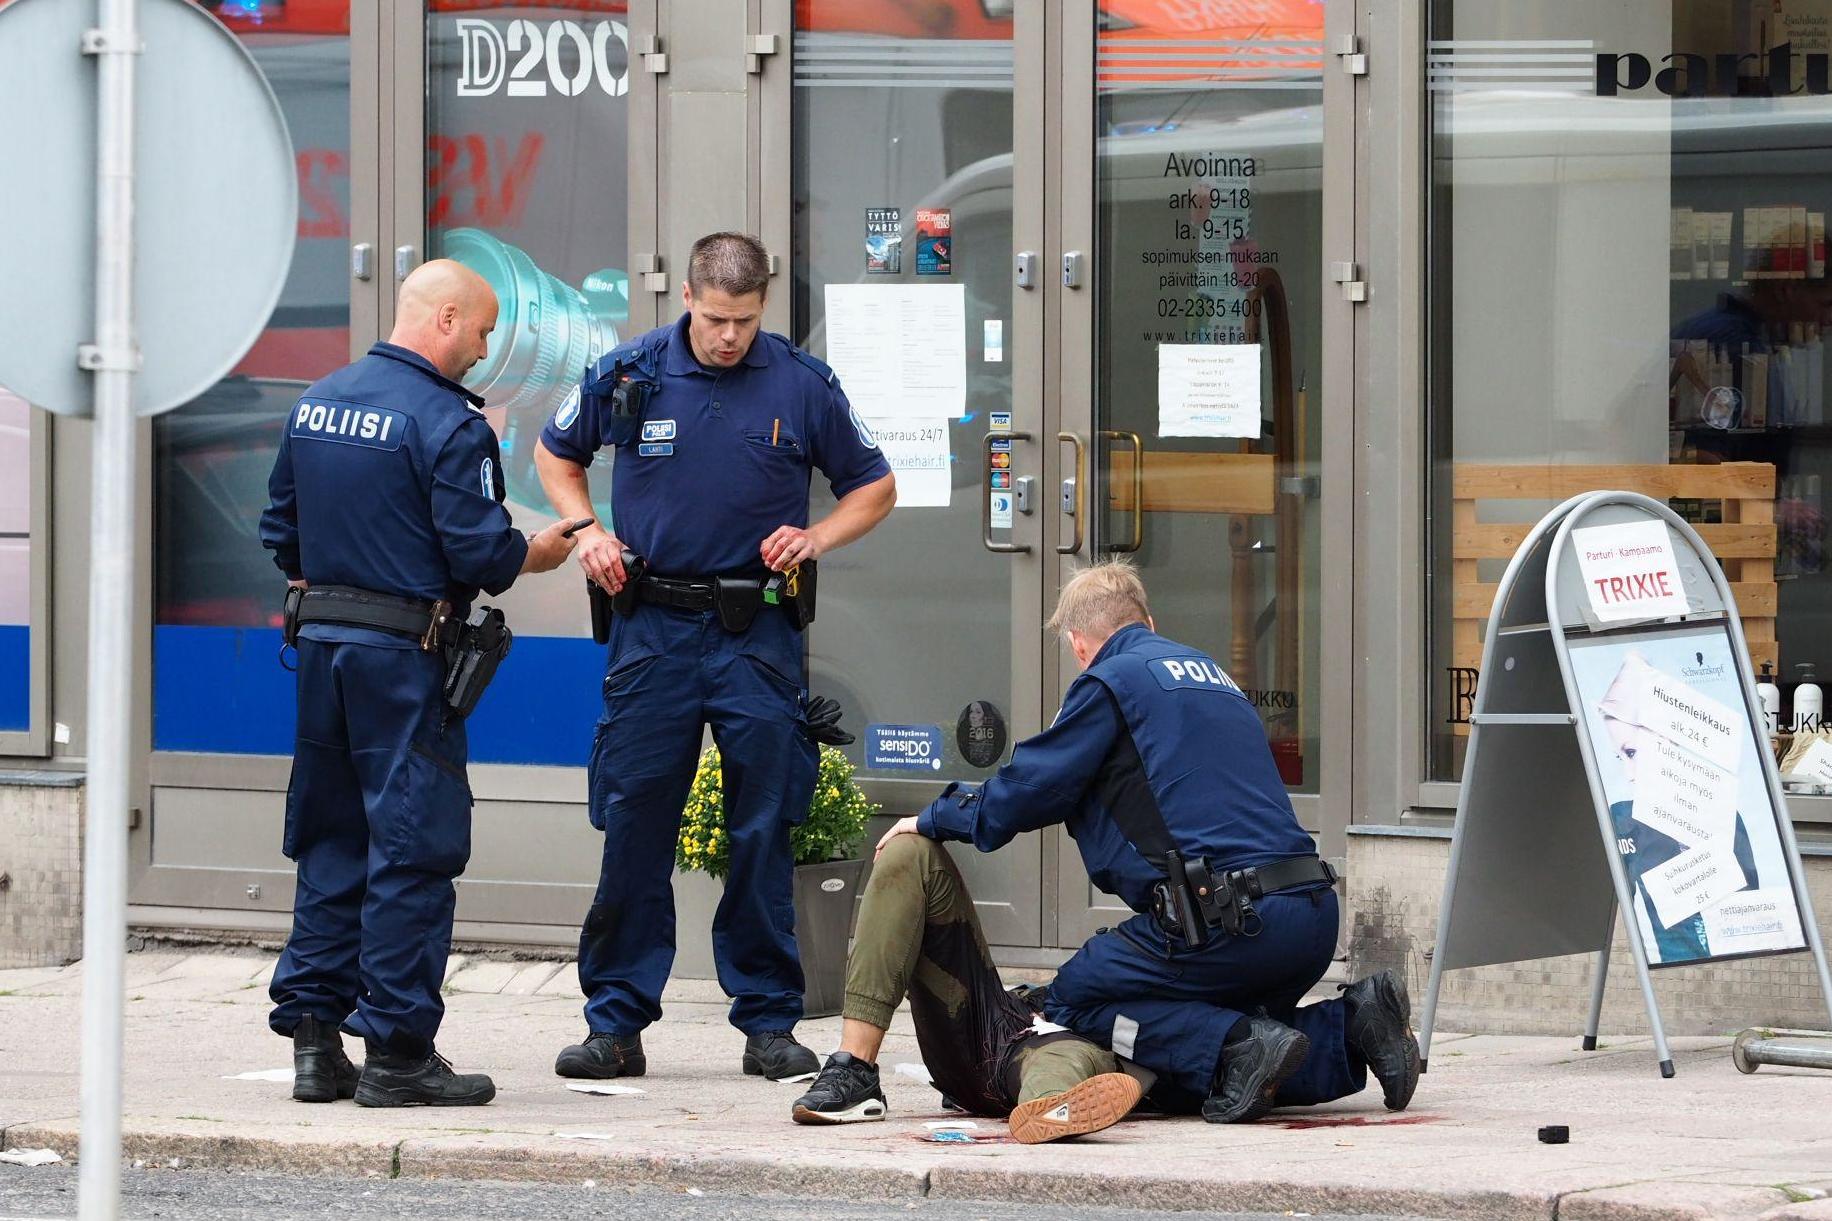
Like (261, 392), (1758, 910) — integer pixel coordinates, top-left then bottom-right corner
(443, 606), (512, 717)
(588, 581), (613, 645)
(281, 585), (305, 648)
(715, 576), (763, 633)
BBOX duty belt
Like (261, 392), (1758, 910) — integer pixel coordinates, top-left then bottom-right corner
(289, 585), (451, 652)
(636, 574), (717, 612)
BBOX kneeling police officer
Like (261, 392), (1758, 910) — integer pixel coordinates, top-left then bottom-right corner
(260, 261), (577, 1106)
(824, 562), (1420, 1125)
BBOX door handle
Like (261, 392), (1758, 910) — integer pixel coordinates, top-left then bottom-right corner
(394, 244), (418, 281)
(982, 431), (1031, 554)
(1100, 430), (1144, 554)
(1057, 432), (1086, 555)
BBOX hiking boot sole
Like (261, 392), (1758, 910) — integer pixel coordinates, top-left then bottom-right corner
(354, 1080), (496, 1108)
(791, 1097), (887, 1125)
(1203, 1029), (1310, 1124)
(554, 1050), (646, 1080)
(1008, 1072), (1144, 1145)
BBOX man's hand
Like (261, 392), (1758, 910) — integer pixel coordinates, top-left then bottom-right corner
(874, 815), (921, 860)
(760, 524), (826, 572)
(575, 524), (630, 593)
(521, 519), (581, 575)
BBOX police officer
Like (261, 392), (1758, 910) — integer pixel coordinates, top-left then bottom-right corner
(534, 232), (896, 1081)
(869, 562), (1421, 1123)
(261, 260), (578, 1107)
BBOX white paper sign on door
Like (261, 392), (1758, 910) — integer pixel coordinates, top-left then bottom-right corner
(823, 284), (967, 420)
(1157, 343), (1261, 438)
(1641, 838), (1748, 929)
(868, 418), (950, 509)
(1571, 520), (1689, 623)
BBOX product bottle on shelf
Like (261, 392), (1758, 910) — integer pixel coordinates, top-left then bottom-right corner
(1759, 661), (1782, 737)
(1795, 662), (1823, 734)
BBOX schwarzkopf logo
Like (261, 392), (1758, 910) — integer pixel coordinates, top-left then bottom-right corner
(1596, 42), (1831, 97)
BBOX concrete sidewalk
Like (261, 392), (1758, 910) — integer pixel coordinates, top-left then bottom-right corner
(3, 951), (1832, 1221)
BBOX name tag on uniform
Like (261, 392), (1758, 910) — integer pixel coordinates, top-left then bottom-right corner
(638, 441), (674, 457)
(291, 398), (404, 451)
(1151, 657), (1243, 695)
(641, 419), (676, 442)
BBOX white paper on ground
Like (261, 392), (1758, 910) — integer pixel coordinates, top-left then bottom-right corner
(867, 417), (951, 508)
(894, 1062), (934, 1084)
(925, 1120), (978, 1130)
(1641, 838), (1748, 929)
(1631, 733), (1738, 847)
(1701, 886), (1806, 954)
(555, 1132), (620, 1141)
(1571, 520), (1688, 624)
(1157, 343), (1261, 438)
(223, 1068), (295, 1082)
(0, 1149), (63, 1167)
(565, 1082), (645, 1096)
(776, 1072), (817, 1084)
(1640, 669), (1741, 772)
(824, 284), (967, 420)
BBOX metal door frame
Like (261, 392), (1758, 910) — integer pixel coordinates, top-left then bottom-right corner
(1049, 0), (1362, 948)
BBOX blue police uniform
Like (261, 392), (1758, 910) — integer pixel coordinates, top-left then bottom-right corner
(260, 341), (528, 1057)
(538, 312), (890, 1038)
(917, 622), (1366, 1110)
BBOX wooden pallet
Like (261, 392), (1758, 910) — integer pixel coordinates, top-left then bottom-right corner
(1451, 463), (1778, 728)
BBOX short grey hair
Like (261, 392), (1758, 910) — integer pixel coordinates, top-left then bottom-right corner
(1045, 561), (1151, 639)
(687, 232), (770, 298)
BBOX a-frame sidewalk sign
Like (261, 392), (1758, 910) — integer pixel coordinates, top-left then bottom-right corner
(1417, 491), (1832, 1077)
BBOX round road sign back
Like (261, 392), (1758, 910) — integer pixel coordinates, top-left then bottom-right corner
(0, 0), (296, 417)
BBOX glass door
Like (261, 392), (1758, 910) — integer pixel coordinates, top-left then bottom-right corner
(1056, 0), (1354, 944)
(790, 0), (1049, 947)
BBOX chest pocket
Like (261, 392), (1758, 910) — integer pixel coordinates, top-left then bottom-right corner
(743, 429), (805, 460)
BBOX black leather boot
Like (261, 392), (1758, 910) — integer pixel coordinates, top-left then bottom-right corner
(291, 1015), (358, 1103)
(742, 1030), (819, 1080)
(1342, 969), (1421, 1111)
(1201, 1016), (1309, 1124)
(354, 1048), (495, 1107)
(554, 1032), (647, 1079)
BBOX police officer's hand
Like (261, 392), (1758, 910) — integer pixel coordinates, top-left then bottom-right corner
(575, 525), (630, 594)
(760, 524), (824, 572)
(521, 519), (580, 575)
(873, 816), (920, 860)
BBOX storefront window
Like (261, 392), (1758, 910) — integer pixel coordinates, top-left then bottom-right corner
(0, 390), (30, 734)
(152, 1), (352, 754)
(1429, 1), (1832, 781)
(424, 2), (630, 764)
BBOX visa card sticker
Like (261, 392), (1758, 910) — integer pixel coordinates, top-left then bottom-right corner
(990, 411), (1011, 431)
(638, 442), (674, 457)
(866, 723), (945, 772)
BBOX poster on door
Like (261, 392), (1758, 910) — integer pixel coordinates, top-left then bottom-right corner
(1567, 624), (1808, 967)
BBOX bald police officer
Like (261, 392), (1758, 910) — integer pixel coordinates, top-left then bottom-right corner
(261, 261), (578, 1107)
(536, 232), (896, 1082)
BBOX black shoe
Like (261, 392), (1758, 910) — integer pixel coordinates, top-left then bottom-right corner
(743, 1030), (820, 1080)
(354, 1048), (495, 1108)
(555, 1032), (646, 1080)
(790, 1052), (887, 1124)
(1201, 1016), (1309, 1124)
(1342, 969), (1421, 1111)
(1008, 981), (1053, 1014)
(290, 1015), (358, 1104)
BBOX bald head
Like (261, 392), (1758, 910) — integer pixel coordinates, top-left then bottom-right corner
(389, 259), (498, 382)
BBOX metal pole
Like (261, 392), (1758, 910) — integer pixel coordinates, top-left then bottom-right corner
(1732, 1030), (1832, 1074)
(78, 0), (140, 1217)
(1582, 903), (1613, 1051)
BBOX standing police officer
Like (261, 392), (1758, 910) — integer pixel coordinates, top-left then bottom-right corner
(535, 232), (896, 1082)
(261, 261), (578, 1107)
(867, 562), (1420, 1123)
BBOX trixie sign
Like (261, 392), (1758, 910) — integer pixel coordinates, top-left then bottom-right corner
(1572, 520), (1689, 624)
(1597, 42), (1831, 97)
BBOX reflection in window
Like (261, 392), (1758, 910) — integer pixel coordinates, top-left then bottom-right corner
(1428, 2), (1832, 781)
(0, 390), (30, 733)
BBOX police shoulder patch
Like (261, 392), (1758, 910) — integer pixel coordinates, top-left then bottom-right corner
(1149, 657), (1243, 695)
(480, 456), (495, 498)
(554, 385), (582, 431)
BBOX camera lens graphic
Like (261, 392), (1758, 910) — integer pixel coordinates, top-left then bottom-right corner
(444, 227), (627, 510)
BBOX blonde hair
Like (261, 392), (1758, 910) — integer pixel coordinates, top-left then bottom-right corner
(1046, 561), (1151, 639)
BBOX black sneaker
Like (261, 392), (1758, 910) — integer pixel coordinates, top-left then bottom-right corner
(1342, 969), (1421, 1111)
(555, 1032), (646, 1080)
(743, 1030), (820, 1080)
(354, 1048), (495, 1108)
(290, 1015), (358, 1104)
(791, 1052), (887, 1125)
(1201, 1016), (1309, 1124)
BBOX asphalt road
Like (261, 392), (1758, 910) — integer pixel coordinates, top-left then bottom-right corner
(0, 1165), (1435, 1220)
